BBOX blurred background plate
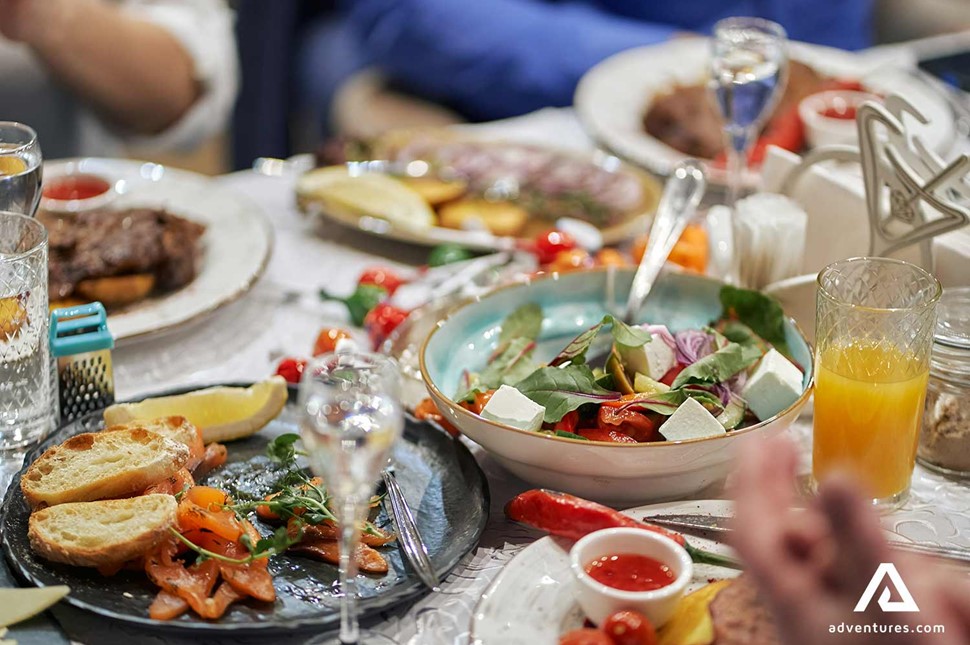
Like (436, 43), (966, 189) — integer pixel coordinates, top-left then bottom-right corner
(574, 39), (956, 185)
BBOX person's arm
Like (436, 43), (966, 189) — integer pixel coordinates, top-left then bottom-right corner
(344, 0), (676, 121)
(0, 0), (199, 134)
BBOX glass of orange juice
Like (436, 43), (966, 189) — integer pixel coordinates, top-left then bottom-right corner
(813, 257), (941, 507)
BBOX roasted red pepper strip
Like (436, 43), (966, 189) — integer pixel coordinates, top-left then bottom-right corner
(505, 489), (686, 547)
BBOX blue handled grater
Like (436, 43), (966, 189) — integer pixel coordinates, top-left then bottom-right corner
(50, 303), (115, 424)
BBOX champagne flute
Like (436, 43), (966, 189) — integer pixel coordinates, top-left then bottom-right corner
(709, 17), (787, 282)
(299, 351), (403, 645)
(0, 122), (43, 217)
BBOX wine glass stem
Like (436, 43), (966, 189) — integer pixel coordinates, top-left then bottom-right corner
(726, 128), (753, 286)
(338, 498), (363, 645)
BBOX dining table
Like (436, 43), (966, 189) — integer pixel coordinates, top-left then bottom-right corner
(1, 30), (969, 645)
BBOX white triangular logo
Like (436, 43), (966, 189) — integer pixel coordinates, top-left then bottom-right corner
(854, 563), (920, 613)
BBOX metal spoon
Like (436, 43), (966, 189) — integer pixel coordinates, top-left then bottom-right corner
(624, 159), (707, 323)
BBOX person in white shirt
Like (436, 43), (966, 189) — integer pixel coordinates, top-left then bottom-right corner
(0, 0), (237, 158)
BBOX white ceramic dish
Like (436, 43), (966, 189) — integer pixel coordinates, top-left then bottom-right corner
(569, 528), (691, 627)
(574, 39), (955, 184)
(471, 499), (740, 645)
(420, 269), (814, 504)
(43, 158), (273, 344)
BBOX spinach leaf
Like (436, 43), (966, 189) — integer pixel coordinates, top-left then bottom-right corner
(549, 315), (650, 367)
(609, 316), (653, 348)
(514, 365), (622, 423)
(671, 341), (763, 389)
(613, 388), (723, 417)
(493, 303), (543, 357)
(553, 430), (589, 441)
(719, 286), (791, 358)
(458, 337), (537, 401)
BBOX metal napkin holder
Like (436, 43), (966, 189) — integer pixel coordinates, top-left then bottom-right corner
(50, 303), (115, 425)
(779, 94), (970, 269)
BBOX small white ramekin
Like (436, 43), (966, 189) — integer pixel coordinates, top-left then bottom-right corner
(569, 527), (692, 627)
(798, 89), (880, 149)
(40, 173), (120, 214)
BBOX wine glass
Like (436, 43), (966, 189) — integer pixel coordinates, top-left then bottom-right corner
(299, 351), (403, 645)
(0, 122), (43, 217)
(709, 17), (788, 280)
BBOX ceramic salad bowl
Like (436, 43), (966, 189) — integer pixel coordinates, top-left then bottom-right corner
(419, 268), (814, 504)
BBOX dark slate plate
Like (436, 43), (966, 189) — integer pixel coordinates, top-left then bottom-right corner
(0, 384), (489, 635)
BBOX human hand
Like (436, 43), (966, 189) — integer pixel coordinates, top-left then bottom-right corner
(0, 0), (64, 45)
(731, 437), (970, 645)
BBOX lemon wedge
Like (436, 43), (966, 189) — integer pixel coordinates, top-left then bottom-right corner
(103, 377), (288, 444)
(0, 297), (27, 341)
(0, 156), (27, 176)
(0, 586), (70, 628)
(297, 166), (436, 230)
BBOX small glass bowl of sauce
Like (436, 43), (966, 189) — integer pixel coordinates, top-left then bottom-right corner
(41, 172), (118, 213)
(569, 527), (692, 628)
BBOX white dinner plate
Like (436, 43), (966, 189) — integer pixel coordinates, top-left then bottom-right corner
(470, 499), (741, 645)
(43, 158), (272, 344)
(574, 39), (956, 185)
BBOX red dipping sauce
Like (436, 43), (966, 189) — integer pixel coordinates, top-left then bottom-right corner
(584, 553), (675, 592)
(43, 174), (111, 201)
(819, 105), (857, 120)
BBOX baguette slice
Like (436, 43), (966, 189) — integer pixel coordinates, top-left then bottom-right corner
(28, 494), (178, 567)
(104, 416), (204, 471)
(21, 429), (189, 510)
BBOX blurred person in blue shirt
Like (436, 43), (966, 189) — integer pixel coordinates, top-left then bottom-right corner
(335, 0), (874, 122)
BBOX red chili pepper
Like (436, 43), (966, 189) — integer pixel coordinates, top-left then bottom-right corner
(357, 267), (406, 295)
(577, 427), (638, 443)
(363, 303), (409, 348)
(505, 489), (686, 547)
(275, 357), (307, 385)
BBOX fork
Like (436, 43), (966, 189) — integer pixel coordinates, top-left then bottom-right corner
(381, 466), (440, 591)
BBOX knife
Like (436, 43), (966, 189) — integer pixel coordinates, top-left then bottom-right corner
(382, 468), (441, 591)
(643, 513), (970, 566)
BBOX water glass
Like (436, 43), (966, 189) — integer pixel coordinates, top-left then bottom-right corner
(813, 257), (941, 507)
(299, 352), (403, 645)
(0, 122), (43, 217)
(0, 212), (54, 449)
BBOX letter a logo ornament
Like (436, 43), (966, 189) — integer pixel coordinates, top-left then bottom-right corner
(854, 563), (920, 613)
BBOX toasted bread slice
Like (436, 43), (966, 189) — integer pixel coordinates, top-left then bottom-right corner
(28, 494), (178, 567)
(21, 429), (189, 510)
(104, 417), (205, 471)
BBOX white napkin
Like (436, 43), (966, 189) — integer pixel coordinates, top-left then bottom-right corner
(760, 146), (970, 286)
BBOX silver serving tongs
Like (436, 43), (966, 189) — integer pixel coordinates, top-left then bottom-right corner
(624, 160), (707, 323)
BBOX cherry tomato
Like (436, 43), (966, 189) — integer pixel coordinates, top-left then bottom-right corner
(602, 610), (657, 645)
(363, 303), (409, 348)
(312, 327), (353, 356)
(577, 427), (638, 443)
(558, 628), (613, 645)
(548, 248), (592, 273)
(275, 357), (307, 384)
(659, 364), (686, 387)
(598, 404), (661, 442)
(534, 230), (577, 264)
(357, 267), (406, 295)
(553, 410), (580, 433)
(414, 398), (460, 437)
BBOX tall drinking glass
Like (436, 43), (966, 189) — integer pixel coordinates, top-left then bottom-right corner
(299, 352), (403, 645)
(813, 258), (941, 507)
(0, 123), (43, 217)
(710, 18), (787, 285)
(0, 212), (54, 449)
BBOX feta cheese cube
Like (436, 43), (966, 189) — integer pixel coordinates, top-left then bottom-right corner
(659, 397), (727, 441)
(618, 330), (677, 381)
(480, 385), (545, 432)
(741, 348), (803, 421)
